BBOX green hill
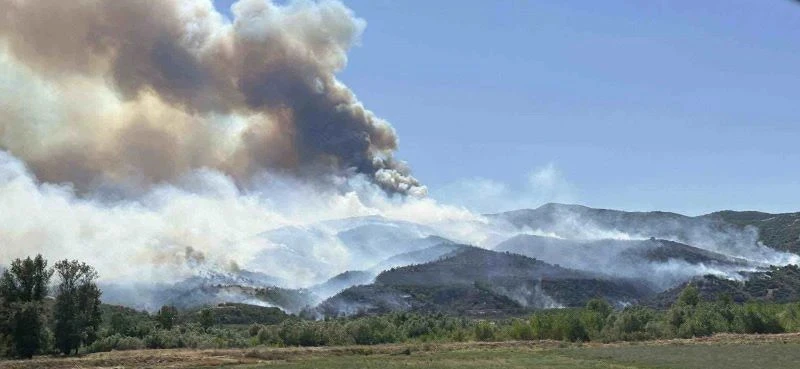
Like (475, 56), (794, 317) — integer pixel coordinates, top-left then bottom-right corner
(319, 246), (652, 317)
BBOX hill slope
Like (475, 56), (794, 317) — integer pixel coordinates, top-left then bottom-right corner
(489, 203), (800, 257)
(319, 246), (652, 316)
(494, 234), (756, 290)
(703, 211), (800, 254)
(646, 265), (800, 308)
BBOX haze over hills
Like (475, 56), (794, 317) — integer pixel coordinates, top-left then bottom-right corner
(706, 211), (800, 254)
(494, 235), (756, 290)
(319, 246), (650, 316)
(96, 203), (800, 316)
(490, 203), (800, 259)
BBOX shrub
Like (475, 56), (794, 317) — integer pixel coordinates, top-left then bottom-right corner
(734, 303), (784, 334)
(346, 317), (398, 345)
(508, 319), (535, 341)
(474, 321), (495, 341)
(257, 326), (282, 346)
(86, 334), (144, 353)
(554, 312), (588, 342)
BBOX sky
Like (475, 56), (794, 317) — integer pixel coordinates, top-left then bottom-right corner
(213, 0), (800, 215)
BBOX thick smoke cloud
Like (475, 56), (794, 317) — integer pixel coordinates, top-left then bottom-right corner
(0, 0), (424, 196)
(0, 150), (474, 287)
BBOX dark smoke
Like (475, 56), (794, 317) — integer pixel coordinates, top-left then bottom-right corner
(0, 0), (424, 196)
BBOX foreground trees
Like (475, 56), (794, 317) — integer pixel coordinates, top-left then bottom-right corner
(0, 256), (102, 358)
(0, 255), (52, 358)
(53, 260), (102, 355)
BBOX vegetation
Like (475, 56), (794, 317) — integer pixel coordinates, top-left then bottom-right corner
(647, 265), (800, 308)
(52, 260), (102, 355)
(319, 247), (649, 316)
(0, 255), (52, 359)
(5, 253), (800, 365)
(709, 210), (800, 254)
(4, 336), (800, 369)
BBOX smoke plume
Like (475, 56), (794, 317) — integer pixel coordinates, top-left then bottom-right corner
(0, 0), (424, 196)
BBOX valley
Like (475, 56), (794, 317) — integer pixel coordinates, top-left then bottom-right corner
(97, 203), (800, 318)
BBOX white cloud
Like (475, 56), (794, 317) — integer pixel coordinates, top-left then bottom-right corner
(433, 163), (576, 213)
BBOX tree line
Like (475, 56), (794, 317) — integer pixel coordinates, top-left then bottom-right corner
(0, 255), (101, 358)
(5, 254), (800, 359)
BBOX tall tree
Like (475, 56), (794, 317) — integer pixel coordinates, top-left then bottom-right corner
(156, 305), (178, 330)
(199, 307), (215, 330)
(0, 255), (53, 359)
(53, 260), (102, 355)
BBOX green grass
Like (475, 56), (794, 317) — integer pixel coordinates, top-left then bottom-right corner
(225, 341), (800, 369)
(5, 335), (800, 368)
(567, 341), (800, 369)
(228, 348), (631, 369)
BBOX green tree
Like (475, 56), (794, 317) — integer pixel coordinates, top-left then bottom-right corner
(586, 298), (612, 318)
(109, 311), (132, 336)
(0, 255), (53, 359)
(53, 260), (102, 355)
(677, 284), (700, 307)
(156, 305), (178, 330)
(0, 255), (51, 304)
(199, 307), (215, 330)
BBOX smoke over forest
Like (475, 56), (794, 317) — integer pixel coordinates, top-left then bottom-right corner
(0, 0), (798, 313)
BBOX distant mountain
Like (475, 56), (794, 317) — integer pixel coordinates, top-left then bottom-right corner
(368, 240), (462, 273)
(309, 270), (376, 300)
(319, 246), (651, 317)
(336, 223), (445, 266)
(494, 234), (758, 290)
(488, 203), (691, 240)
(244, 216), (446, 286)
(489, 203), (800, 259)
(101, 267), (316, 313)
(99, 204), (800, 316)
(703, 211), (800, 254)
(620, 239), (750, 265)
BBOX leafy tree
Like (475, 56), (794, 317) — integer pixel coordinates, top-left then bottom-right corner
(586, 298), (612, 318)
(8, 303), (45, 359)
(156, 305), (178, 330)
(0, 255), (53, 358)
(677, 284), (700, 307)
(0, 255), (51, 303)
(199, 307), (215, 330)
(53, 260), (102, 355)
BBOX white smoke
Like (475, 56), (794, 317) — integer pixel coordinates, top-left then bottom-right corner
(0, 150), (478, 286)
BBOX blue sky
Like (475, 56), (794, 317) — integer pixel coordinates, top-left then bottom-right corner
(214, 1), (800, 215)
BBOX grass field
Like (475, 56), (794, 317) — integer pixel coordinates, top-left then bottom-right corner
(2, 333), (798, 369)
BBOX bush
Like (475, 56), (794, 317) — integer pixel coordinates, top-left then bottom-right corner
(346, 317), (398, 345)
(554, 312), (588, 342)
(257, 326), (282, 346)
(508, 319), (535, 341)
(474, 321), (496, 341)
(86, 334), (144, 353)
(602, 307), (658, 341)
(734, 303), (784, 334)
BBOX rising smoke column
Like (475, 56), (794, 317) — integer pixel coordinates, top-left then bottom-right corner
(0, 0), (424, 196)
